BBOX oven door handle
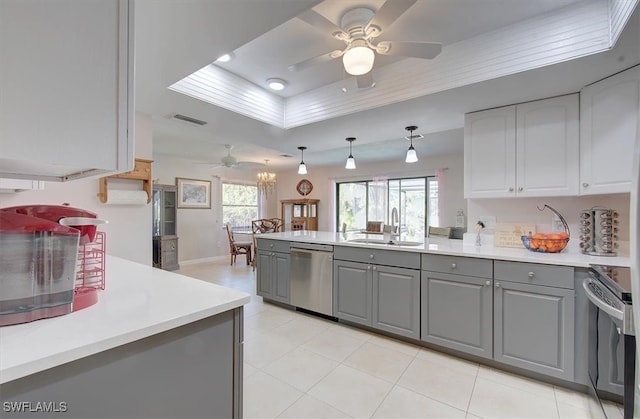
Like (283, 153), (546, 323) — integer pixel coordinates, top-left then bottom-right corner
(582, 278), (624, 321)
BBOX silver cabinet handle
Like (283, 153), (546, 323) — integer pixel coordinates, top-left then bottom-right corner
(269, 244), (274, 248)
(495, 282), (500, 288)
(528, 272), (535, 278)
(367, 265), (372, 270)
(372, 266), (377, 271)
(508, 187), (514, 192)
(518, 187), (523, 192)
(369, 254), (374, 259)
(583, 182), (589, 188)
(451, 263), (457, 269)
(485, 280), (491, 286)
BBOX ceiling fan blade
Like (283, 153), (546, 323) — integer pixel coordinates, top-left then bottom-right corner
(356, 72), (375, 89)
(365, 0), (417, 37)
(298, 9), (348, 39)
(288, 49), (344, 72)
(378, 41), (442, 59)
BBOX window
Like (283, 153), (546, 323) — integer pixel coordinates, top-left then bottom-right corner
(222, 182), (258, 228)
(337, 176), (437, 238)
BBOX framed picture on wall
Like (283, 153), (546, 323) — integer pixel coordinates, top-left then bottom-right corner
(176, 178), (211, 209)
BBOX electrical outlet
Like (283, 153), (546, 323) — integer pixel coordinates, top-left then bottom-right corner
(478, 215), (496, 230)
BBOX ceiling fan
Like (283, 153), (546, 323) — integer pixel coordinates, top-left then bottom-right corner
(196, 144), (263, 170)
(288, 0), (442, 88)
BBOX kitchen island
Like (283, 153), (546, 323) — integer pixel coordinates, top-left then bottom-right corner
(0, 256), (250, 418)
(256, 230), (628, 388)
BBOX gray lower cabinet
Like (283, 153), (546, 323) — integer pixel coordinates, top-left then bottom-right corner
(333, 260), (372, 326)
(256, 249), (290, 304)
(493, 261), (575, 381)
(333, 247), (420, 339)
(421, 271), (493, 358)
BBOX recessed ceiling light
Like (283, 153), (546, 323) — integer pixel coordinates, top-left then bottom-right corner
(267, 78), (287, 91)
(215, 53), (234, 63)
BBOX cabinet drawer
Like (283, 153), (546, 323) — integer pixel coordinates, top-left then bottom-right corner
(494, 260), (574, 289)
(422, 254), (492, 278)
(256, 238), (290, 253)
(334, 246), (420, 269)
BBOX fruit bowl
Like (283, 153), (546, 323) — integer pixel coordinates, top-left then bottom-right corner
(521, 233), (570, 253)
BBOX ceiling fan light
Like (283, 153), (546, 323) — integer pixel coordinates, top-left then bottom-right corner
(405, 145), (418, 163)
(343, 46), (375, 76)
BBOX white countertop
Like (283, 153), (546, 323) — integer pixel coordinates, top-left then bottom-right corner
(258, 231), (630, 268)
(0, 256), (250, 384)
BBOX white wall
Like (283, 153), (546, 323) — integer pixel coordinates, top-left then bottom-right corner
(151, 153), (257, 263)
(0, 113), (154, 265)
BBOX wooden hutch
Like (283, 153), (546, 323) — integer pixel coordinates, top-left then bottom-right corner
(280, 199), (319, 231)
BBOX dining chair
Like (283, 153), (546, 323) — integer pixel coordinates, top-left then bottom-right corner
(225, 224), (252, 266)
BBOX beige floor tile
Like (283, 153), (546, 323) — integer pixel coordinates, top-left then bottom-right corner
(263, 347), (339, 392)
(557, 400), (603, 419)
(468, 377), (559, 418)
(270, 316), (332, 347)
(553, 385), (596, 411)
(367, 334), (422, 357)
(343, 341), (414, 383)
(244, 333), (297, 369)
(601, 400), (623, 419)
(244, 309), (296, 333)
(277, 394), (353, 419)
(330, 322), (376, 342)
(373, 385), (466, 419)
(301, 328), (366, 362)
(309, 364), (393, 419)
(244, 371), (303, 419)
(416, 347), (479, 376)
(398, 357), (477, 410)
(476, 365), (556, 400)
(243, 362), (258, 379)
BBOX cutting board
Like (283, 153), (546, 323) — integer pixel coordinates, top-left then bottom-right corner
(494, 223), (536, 248)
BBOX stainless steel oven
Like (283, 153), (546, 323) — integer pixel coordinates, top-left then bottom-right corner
(583, 265), (635, 419)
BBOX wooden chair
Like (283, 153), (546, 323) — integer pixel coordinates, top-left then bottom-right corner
(428, 226), (453, 238)
(366, 221), (383, 233)
(225, 224), (252, 266)
(268, 218), (284, 232)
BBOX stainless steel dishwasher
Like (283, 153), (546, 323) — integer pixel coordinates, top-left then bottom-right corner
(289, 243), (334, 316)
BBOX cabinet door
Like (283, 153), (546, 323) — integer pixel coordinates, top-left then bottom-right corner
(0, 179), (44, 192)
(580, 66), (640, 195)
(333, 260), (372, 326)
(464, 106), (516, 198)
(372, 266), (420, 339)
(0, 0), (133, 181)
(256, 251), (273, 298)
(421, 272), (493, 358)
(494, 281), (575, 380)
(272, 252), (290, 304)
(516, 95), (579, 197)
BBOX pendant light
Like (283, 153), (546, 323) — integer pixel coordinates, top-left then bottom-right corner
(345, 137), (356, 169)
(405, 125), (418, 163)
(297, 146), (307, 174)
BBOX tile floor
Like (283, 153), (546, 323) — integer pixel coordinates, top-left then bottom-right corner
(177, 259), (624, 419)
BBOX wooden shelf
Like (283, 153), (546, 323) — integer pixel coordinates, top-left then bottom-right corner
(98, 158), (153, 203)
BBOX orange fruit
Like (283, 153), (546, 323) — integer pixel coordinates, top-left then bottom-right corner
(532, 233), (546, 239)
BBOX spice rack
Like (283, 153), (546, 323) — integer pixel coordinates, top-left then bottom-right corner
(97, 158), (153, 203)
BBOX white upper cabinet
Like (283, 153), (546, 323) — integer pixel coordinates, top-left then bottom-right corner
(464, 106), (516, 198)
(464, 94), (579, 199)
(580, 65), (640, 195)
(0, 0), (134, 182)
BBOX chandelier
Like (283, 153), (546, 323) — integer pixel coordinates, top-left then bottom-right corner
(257, 159), (276, 197)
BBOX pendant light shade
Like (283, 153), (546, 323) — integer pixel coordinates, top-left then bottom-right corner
(345, 137), (356, 169)
(297, 146), (307, 175)
(405, 125), (419, 163)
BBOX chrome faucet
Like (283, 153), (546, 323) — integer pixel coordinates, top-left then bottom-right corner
(391, 207), (399, 233)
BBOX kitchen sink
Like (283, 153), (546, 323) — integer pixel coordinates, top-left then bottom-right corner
(347, 238), (423, 246)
